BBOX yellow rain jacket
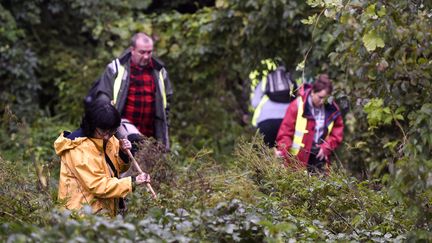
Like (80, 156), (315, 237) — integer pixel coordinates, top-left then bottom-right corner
(54, 130), (132, 216)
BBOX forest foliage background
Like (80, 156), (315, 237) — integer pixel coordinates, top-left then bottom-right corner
(1, 0), (431, 241)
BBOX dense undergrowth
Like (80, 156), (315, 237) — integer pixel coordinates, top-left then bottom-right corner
(1, 0), (432, 241)
(1, 119), (429, 242)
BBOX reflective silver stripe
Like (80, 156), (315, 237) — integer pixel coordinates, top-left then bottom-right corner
(158, 69), (167, 109)
(294, 130), (304, 137)
(261, 77), (267, 92)
(291, 143), (301, 149)
(108, 60), (117, 72)
(251, 95), (269, 127)
(113, 59), (125, 106)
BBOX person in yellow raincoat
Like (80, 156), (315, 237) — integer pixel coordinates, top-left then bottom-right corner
(54, 100), (150, 216)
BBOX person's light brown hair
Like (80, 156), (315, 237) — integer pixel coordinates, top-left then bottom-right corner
(312, 74), (333, 94)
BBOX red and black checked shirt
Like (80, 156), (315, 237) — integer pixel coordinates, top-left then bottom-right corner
(122, 61), (155, 137)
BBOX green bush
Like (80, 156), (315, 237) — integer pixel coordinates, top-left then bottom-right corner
(0, 137), (425, 241)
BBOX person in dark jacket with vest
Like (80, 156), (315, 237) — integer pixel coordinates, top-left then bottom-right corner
(276, 74), (344, 173)
(88, 32), (173, 152)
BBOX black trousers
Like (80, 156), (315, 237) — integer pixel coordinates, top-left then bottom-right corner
(257, 119), (283, 148)
(307, 146), (326, 173)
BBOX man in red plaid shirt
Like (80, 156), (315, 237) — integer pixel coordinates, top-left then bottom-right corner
(123, 39), (157, 138)
(88, 33), (173, 152)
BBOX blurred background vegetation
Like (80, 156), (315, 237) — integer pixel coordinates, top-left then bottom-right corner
(1, 0), (431, 241)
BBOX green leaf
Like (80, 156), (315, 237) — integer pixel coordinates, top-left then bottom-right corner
(354, 141), (367, 148)
(417, 58), (427, 64)
(377, 6), (386, 17)
(301, 14), (317, 25)
(215, 0), (229, 9)
(383, 141), (398, 151)
(296, 60), (305, 71)
(351, 214), (362, 226)
(394, 114), (404, 121)
(365, 3), (377, 18)
(362, 30), (385, 52)
(307, 0), (324, 8)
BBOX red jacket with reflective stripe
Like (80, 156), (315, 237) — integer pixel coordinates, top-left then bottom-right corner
(276, 86), (344, 167)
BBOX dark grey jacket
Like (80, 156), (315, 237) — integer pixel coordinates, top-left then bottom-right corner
(89, 48), (173, 149)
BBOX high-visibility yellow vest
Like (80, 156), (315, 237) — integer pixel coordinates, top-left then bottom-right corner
(289, 98), (335, 155)
(289, 98), (308, 155)
(112, 59), (167, 109)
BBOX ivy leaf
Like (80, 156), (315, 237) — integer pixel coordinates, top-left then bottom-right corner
(365, 4), (377, 19)
(362, 30), (385, 52)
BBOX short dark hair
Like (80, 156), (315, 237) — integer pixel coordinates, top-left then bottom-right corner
(130, 32), (153, 47)
(312, 74), (333, 94)
(80, 100), (121, 137)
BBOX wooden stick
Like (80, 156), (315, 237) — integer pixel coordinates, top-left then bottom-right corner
(126, 149), (157, 199)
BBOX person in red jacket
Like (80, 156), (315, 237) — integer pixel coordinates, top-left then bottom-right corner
(276, 74), (344, 173)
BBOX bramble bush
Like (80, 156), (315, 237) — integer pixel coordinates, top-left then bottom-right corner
(300, 0), (432, 232)
(0, 135), (423, 241)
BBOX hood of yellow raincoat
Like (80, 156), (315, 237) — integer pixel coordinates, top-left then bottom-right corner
(54, 131), (88, 156)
